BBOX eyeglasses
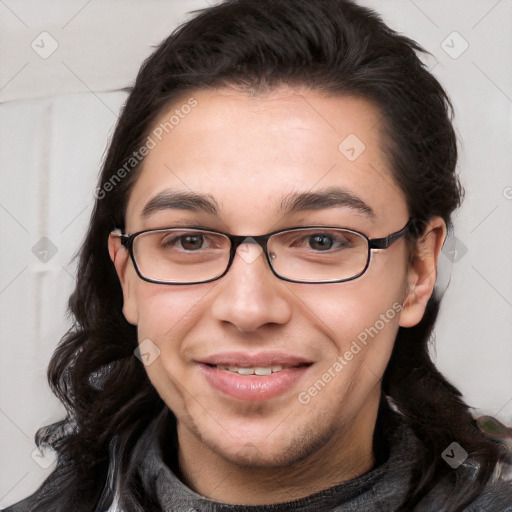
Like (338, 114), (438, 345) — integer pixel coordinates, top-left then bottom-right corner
(113, 220), (411, 285)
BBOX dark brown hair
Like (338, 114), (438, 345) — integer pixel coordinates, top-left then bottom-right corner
(12, 1), (510, 511)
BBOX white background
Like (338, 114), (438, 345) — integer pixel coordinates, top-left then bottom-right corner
(1, 0), (511, 507)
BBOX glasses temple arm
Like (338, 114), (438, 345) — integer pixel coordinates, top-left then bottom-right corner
(368, 223), (410, 250)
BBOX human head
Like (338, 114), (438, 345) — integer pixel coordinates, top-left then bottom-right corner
(39, 2), (504, 511)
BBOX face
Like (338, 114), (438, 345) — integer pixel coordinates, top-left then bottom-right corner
(109, 86), (443, 473)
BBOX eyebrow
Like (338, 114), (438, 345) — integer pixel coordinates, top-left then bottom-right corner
(279, 187), (375, 219)
(141, 186), (375, 220)
(142, 190), (219, 217)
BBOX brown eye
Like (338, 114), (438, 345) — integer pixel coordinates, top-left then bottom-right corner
(308, 234), (334, 251)
(179, 234), (205, 251)
(160, 233), (206, 251)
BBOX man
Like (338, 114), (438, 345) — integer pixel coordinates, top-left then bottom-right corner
(6, 1), (512, 511)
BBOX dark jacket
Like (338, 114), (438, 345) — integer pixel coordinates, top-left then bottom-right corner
(5, 406), (512, 512)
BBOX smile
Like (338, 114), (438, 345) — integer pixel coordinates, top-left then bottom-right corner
(197, 354), (313, 401)
(209, 362), (312, 375)
(216, 364), (285, 375)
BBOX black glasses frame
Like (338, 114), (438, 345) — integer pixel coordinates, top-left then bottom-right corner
(116, 219), (412, 285)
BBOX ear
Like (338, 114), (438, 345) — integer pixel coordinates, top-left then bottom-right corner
(108, 232), (138, 325)
(399, 217), (447, 328)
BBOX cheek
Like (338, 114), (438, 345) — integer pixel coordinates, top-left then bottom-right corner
(134, 285), (206, 340)
(294, 283), (403, 422)
(132, 284), (208, 385)
(132, 285), (209, 412)
(297, 262), (406, 381)
(301, 275), (405, 345)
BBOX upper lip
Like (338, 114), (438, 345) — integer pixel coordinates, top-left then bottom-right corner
(198, 352), (314, 368)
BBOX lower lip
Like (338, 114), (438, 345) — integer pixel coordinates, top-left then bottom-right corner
(197, 363), (311, 401)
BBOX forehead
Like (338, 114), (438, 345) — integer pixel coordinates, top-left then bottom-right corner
(125, 86), (408, 231)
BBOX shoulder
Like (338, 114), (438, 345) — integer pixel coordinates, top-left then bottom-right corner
(437, 458), (512, 512)
(1, 495), (47, 512)
(1, 499), (31, 512)
(466, 466), (512, 511)
(2, 499), (121, 512)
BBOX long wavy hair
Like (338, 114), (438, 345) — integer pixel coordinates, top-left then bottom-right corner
(13, 0), (510, 511)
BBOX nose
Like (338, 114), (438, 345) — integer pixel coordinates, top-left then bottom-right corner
(210, 241), (293, 333)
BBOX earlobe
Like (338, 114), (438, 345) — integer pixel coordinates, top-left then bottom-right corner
(108, 233), (139, 325)
(398, 217), (447, 328)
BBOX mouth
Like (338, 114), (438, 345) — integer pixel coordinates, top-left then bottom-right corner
(197, 353), (313, 401)
(204, 362), (310, 375)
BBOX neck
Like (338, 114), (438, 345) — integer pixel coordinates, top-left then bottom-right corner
(176, 396), (380, 505)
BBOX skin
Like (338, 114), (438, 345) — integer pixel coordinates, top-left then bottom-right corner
(109, 86), (446, 505)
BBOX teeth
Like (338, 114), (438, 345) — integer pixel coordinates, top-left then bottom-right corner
(238, 367), (255, 375)
(217, 364), (284, 375)
(255, 367), (271, 376)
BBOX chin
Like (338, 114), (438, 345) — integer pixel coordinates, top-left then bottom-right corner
(198, 414), (336, 469)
